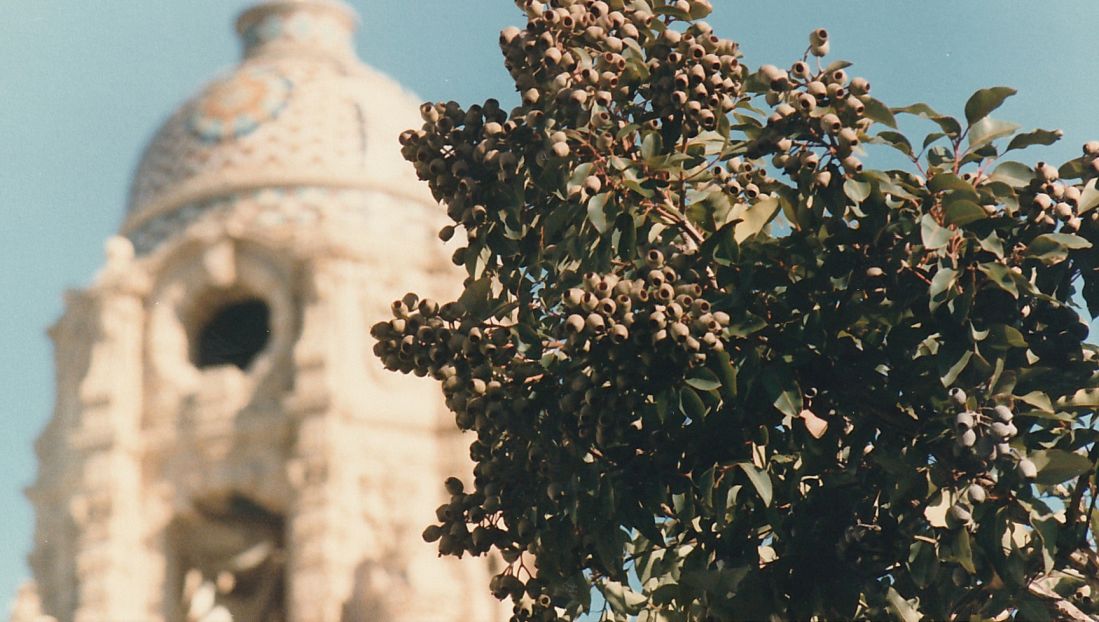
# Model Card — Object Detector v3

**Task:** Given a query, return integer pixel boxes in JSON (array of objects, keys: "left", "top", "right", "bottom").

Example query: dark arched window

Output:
[{"left": 194, "top": 298, "right": 270, "bottom": 370}]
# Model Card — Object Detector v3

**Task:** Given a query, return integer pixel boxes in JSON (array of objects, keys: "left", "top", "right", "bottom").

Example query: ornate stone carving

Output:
[{"left": 20, "top": 2, "right": 506, "bottom": 621}]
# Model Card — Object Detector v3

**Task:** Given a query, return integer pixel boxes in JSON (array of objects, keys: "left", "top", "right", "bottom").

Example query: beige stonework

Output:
[{"left": 17, "top": 2, "right": 506, "bottom": 621}]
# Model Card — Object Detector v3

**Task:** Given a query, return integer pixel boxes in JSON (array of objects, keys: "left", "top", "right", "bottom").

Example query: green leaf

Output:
[
  {"left": 458, "top": 277, "right": 493, "bottom": 318},
  {"left": 929, "top": 266, "right": 957, "bottom": 311},
  {"left": 943, "top": 199, "right": 987, "bottom": 226},
  {"left": 952, "top": 528, "right": 976, "bottom": 574},
  {"left": 978, "top": 231, "right": 1005, "bottom": 258},
  {"left": 862, "top": 97, "right": 897, "bottom": 128},
  {"left": 977, "top": 262, "right": 1019, "bottom": 298},
  {"left": 567, "top": 162, "right": 594, "bottom": 192},
  {"left": 587, "top": 192, "right": 612, "bottom": 234},
  {"left": 772, "top": 385, "right": 802, "bottom": 419},
  {"left": 1029, "top": 449, "right": 1093, "bottom": 485},
  {"left": 928, "top": 173, "right": 977, "bottom": 198},
  {"left": 1077, "top": 179, "right": 1099, "bottom": 214},
  {"left": 843, "top": 178, "right": 871, "bottom": 204},
  {"left": 685, "top": 368, "right": 722, "bottom": 392},
  {"left": 987, "top": 324, "right": 1027, "bottom": 349},
  {"left": 1060, "top": 157, "right": 1089, "bottom": 180},
  {"left": 1026, "top": 233, "right": 1092, "bottom": 264},
  {"left": 907, "top": 540, "right": 938, "bottom": 589},
  {"left": 939, "top": 350, "right": 972, "bottom": 387},
  {"left": 885, "top": 587, "right": 922, "bottom": 622},
  {"left": 920, "top": 214, "right": 952, "bottom": 250},
  {"left": 641, "top": 131, "right": 662, "bottom": 160},
  {"left": 731, "top": 196, "right": 780, "bottom": 241},
  {"left": 967, "top": 117, "right": 1020, "bottom": 151},
  {"left": 1056, "top": 387, "right": 1099, "bottom": 408},
  {"left": 680, "top": 386, "right": 708, "bottom": 421},
  {"left": 709, "top": 351, "right": 738, "bottom": 400},
  {"left": 602, "top": 580, "right": 648, "bottom": 615},
  {"left": 1017, "top": 390, "right": 1053, "bottom": 413},
  {"left": 988, "top": 161, "right": 1034, "bottom": 188},
  {"left": 964, "top": 86, "right": 1017, "bottom": 125},
  {"left": 923, "top": 131, "right": 947, "bottom": 150},
  {"left": 1006, "top": 128, "right": 1062, "bottom": 152},
  {"left": 874, "top": 130, "right": 914, "bottom": 156},
  {"left": 737, "top": 463, "right": 772, "bottom": 507},
  {"left": 894, "top": 102, "right": 962, "bottom": 137}
]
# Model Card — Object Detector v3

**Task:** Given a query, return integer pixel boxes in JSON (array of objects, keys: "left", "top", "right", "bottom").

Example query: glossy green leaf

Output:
[
  {"left": 967, "top": 117, "right": 1020, "bottom": 151},
  {"left": 874, "top": 130, "right": 913, "bottom": 156},
  {"left": 895, "top": 102, "right": 962, "bottom": 136},
  {"left": 709, "top": 351, "right": 738, "bottom": 400},
  {"left": 1006, "top": 128, "right": 1062, "bottom": 152},
  {"left": 929, "top": 267, "right": 958, "bottom": 311},
  {"left": 988, "top": 161, "right": 1034, "bottom": 188},
  {"left": 685, "top": 368, "right": 722, "bottom": 392},
  {"left": 586, "top": 192, "right": 612, "bottom": 234},
  {"left": 1026, "top": 233, "right": 1092, "bottom": 264},
  {"left": 737, "top": 463, "right": 772, "bottom": 507},
  {"left": 978, "top": 262, "right": 1019, "bottom": 298},
  {"left": 978, "top": 231, "right": 1005, "bottom": 258},
  {"left": 680, "top": 386, "right": 708, "bottom": 421},
  {"left": 1016, "top": 390, "right": 1053, "bottom": 413},
  {"left": 1029, "top": 449, "right": 1093, "bottom": 485},
  {"left": 885, "top": 587, "right": 922, "bottom": 622},
  {"left": 731, "top": 196, "right": 780, "bottom": 241},
  {"left": 964, "top": 86, "right": 1017, "bottom": 125},
  {"left": 928, "top": 173, "right": 977, "bottom": 198},
  {"left": 862, "top": 97, "right": 897, "bottom": 128},
  {"left": 920, "top": 214, "right": 952, "bottom": 250},
  {"left": 943, "top": 198, "right": 987, "bottom": 226},
  {"left": 603, "top": 580, "right": 648, "bottom": 615},
  {"left": 923, "top": 131, "right": 947, "bottom": 150},
  {"left": 939, "top": 350, "right": 972, "bottom": 387},
  {"left": 772, "top": 385, "right": 802, "bottom": 419},
  {"left": 952, "top": 528, "right": 976, "bottom": 574},
  {"left": 907, "top": 540, "right": 938, "bottom": 589},
  {"left": 1056, "top": 387, "right": 1099, "bottom": 408},
  {"left": 987, "top": 324, "right": 1027, "bottom": 349},
  {"left": 1077, "top": 178, "right": 1099, "bottom": 214},
  {"left": 843, "top": 178, "right": 871, "bottom": 204}
]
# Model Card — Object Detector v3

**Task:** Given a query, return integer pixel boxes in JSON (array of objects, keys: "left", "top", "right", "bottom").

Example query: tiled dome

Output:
[{"left": 123, "top": 0, "right": 432, "bottom": 239}]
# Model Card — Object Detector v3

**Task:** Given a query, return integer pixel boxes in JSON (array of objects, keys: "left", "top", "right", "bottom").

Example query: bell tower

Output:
[{"left": 20, "top": 2, "right": 504, "bottom": 621}]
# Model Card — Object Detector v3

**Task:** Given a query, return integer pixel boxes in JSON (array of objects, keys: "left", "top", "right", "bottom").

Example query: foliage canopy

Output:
[{"left": 372, "top": 0, "right": 1099, "bottom": 619}]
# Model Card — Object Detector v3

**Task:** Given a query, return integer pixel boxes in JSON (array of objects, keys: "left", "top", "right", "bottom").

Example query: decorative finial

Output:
[{"left": 235, "top": 0, "right": 359, "bottom": 60}]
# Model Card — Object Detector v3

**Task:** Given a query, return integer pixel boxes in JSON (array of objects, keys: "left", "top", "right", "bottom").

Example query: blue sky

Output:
[{"left": 2, "top": 0, "right": 1098, "bottom": 611}]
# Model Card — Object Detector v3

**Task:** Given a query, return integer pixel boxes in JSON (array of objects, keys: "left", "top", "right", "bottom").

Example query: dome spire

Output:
[{"left": 235, "top": 0, "right": 359, "bottom": 61}]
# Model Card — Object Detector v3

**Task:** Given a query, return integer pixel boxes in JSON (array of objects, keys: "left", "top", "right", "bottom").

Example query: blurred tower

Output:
[{"left": 17, "top": 2, "right": 503, "bottom": 621}]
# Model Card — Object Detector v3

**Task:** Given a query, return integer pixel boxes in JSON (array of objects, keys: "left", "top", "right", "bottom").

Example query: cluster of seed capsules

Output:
[
  {"left": 399, "top": 98, "right": 529, "bottom": 250},
  {"left": 944, "top": 387, "right": 1034, "bottom": 531},
  {"left": 751, "top": 29, "right": 876, "bottom": 184},
  {"left": 639, "top": 20, "right": 743, "bottom": 137},
  {"left": 1023, "top": 147, "right": 1099, "bottom": 232},
  {"left": 500, "top": 0, "right": 742, "bottom": 137},
  {"left": 370, "top": 294, "right": 539, "bottom": 436},
  {"left": 553, "top": 249, "right": 731, "bottom": 439},
  {"left": 558, "top": 250, "right": 727, "bottom": 362}
]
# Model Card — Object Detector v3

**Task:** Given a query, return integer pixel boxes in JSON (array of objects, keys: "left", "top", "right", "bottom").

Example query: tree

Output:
[{"left": 371, "top": 0, "right": 1099, "bottom": 619}]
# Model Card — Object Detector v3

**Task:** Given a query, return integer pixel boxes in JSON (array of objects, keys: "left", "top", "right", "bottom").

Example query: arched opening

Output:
[{"left": 193, "top": 298, "right": 271, "bottom": 370}]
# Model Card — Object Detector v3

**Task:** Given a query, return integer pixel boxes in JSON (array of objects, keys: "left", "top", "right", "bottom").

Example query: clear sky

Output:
[{"left": 2, "top": 0, "right": 1098, "bottom": 611}]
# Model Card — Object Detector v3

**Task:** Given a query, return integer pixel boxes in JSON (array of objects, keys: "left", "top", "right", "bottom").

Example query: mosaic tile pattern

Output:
[{"left": 187, "top": 67, "right": 292, "bottom": 142}]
